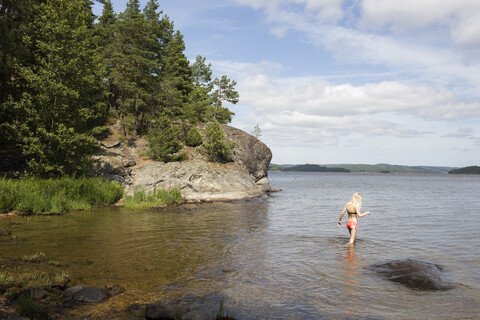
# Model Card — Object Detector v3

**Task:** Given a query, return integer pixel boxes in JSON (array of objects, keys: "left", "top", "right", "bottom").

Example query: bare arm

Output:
[
  {"left": 357, "top": 209, "right": 371, "bottom": 218},
  {"left": 337, "top": 207, "right": 347, "bottom": 226}
]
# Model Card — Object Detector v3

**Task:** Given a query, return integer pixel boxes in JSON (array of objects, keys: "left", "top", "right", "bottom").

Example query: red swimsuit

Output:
[
  {"left": 346, "top": 220, "right": 358, "bottom": 229},
  {"left": 346, "top": 211, "right": 358, "bottom": 229}
]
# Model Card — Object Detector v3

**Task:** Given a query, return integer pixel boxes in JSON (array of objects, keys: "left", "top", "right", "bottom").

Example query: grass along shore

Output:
[
  {"left": 0, "top": 177, "right": 184, "bottom": 215},
  {"left": 124, "top": 187, "right": 183, "bottom": 209}
]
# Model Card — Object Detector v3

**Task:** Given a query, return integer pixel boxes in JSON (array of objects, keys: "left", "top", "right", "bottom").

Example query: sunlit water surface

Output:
[{"left": 1, "top": 172, "right": 479, "bottom": 319}]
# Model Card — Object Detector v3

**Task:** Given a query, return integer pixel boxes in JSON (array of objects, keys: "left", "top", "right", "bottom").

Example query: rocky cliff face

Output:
[{"left": 95, "top": 124, "right": 272, "bottom": 201}]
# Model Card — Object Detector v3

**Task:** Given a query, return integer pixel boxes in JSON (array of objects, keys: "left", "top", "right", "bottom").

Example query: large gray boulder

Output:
[
  {"left": 222, "top": 125, "right": 272, "bottom": 184},
  {"left": 370, "top": 259, "right": 452, "bottom": 291},
  {"left": 130, "top": 159, "right": 269, "bottom": 201}
]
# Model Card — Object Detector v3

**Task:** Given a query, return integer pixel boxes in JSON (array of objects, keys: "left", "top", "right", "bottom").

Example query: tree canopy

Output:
[{"left": 0, "top": 0, "right": 239, "bottom": 176}]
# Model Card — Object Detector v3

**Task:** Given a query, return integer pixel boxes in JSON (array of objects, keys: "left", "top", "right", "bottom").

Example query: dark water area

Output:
[{"left": 1, "top": 172, "right": 479, "bottom": 319}]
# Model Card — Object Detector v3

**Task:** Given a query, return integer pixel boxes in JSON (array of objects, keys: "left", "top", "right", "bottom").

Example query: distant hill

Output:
[
  {"left": 269, "top": 163, "right": 456, "bottom": 174},
  {"left": 282, "top": 164, "right": 349, "bottom": 172},
  {"left": 449, "top": 166, "right": 480, "bottom": 174}
]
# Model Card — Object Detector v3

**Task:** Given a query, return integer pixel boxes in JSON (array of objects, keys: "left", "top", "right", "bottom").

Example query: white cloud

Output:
[
  {"left": 229, "top": 67, "right": 480, "bottom": 120},
  {"left": 360, "top": 0, "right": 480, "bottom": 48}
]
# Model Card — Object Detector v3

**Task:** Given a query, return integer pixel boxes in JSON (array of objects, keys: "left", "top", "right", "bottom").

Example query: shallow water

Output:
[{"left": 1, "top": 172, "right": 479, "bottom": 319}]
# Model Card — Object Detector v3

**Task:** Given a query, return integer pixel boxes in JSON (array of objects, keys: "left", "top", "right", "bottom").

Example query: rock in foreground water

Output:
[
  {"left": 145, "top": 303, "right": 190, "bottom": 320},
  {"left": 370, "top": 259, "right": 452, "bottom": 291},
  {"left": 64, "top": 286, "right": 108, "bottom": 303}
]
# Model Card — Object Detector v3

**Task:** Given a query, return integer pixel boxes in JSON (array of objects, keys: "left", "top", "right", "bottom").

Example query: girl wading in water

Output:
[{"left": 337, "top": 193, "right": 371, "bottom": 245}]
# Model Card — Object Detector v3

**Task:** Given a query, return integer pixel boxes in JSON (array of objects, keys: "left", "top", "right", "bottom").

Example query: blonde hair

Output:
[{"left": 346, "top": 193, "right": 362, "bottom": 213}]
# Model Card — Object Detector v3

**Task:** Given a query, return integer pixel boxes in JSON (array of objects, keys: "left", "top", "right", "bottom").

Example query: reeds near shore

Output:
[
  {"left": 0, "top": 177, "right": 124, "bottom": 214},
  {"left": 124, "top": 188, "right": 183, "bottom": 209}
]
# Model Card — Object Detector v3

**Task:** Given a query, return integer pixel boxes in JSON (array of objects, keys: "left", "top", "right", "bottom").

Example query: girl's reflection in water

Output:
[{"left": 342, "top": 245, "right": 360, "bottom": 317}]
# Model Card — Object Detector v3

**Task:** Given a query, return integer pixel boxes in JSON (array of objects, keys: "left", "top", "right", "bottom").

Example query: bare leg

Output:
[{"left": 348, "top": 227, "right": 357, "bottom": 245}]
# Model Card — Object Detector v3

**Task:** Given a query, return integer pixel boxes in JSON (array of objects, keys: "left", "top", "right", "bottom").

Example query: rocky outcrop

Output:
[
  {"left": 370, "top": 259, "right": 453, "bottom": 291},
  {"left": 94, "top": 123, "right": 272, "bottom": 201},
  {"left": 220, "top": 125, "right": 271, "bottom": 184}
]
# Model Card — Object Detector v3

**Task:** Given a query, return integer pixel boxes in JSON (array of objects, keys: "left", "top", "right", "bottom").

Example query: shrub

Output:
[
  {"left": 147, "top": 113, "right": 184, "bottom": 162},
  {"left": 23, "top": 125, "right": 100, "bottom": 177},
  {"left": 185, "top": 126, "right": 203, "bottom": 147},
  {"left": 203, "top": 121, "right": 235, "bottom": 163}
]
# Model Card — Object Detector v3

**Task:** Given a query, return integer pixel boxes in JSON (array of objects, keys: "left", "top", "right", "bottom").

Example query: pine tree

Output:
[
  {"left": 96, "top": 0, "right": 117, "bottom": 116},
  {"left": 210, "top": 75, "right": 239, "bottom": 124},
  {"left": 98, "top": 0, "right": 116, "bottom": 27},
  {"left": 104, "top": 0, "right": 158, "bottom": 136},
  {"left": 185, "top": 55, "right": 213, "bottom": 122},
  {"left": 0, "top": 0, "right": 35, "bottom": 153},
  {"left": 157, "top": 19, "right": 192, "bottom": 118}
]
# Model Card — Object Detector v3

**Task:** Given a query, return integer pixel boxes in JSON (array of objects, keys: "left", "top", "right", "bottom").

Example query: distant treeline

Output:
[
  {"left": 270, "top": 163, "right": 456, "bottom": 174},
  {"left": 449, "top": 166, "right": 480, "bottom": 174},
  {"left": 270, "top": 164, "right": 349, "bottom": 172}
]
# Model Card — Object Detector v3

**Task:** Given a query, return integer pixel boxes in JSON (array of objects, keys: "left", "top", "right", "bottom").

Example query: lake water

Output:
[{"left": 1, "top": 172, "right": 479, "bottom": 319}]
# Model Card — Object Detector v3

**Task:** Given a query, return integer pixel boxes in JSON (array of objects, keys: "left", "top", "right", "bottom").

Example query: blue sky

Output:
[{"left": 93, "top": 0, "right": 480, "bottom": 167}]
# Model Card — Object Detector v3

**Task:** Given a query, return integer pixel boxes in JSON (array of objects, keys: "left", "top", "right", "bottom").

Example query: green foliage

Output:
[
  {"left": 1, "top": 0, "right": 106, "bottom": 177},
  {"left": 0, "top": 0, "right": 240, "bottom": 177},
  {"left": 23, "top": 125, "right": 101, "bottom": 177},
  {"left": 185, "top": 126, "right": 203, "bottom": 147},
  {"left": 124, "top": 187, "right": 183, "bottom": 209},
  {"left": 147, "top": 113, "right": 184, "bottom": 162},
  {"left": 0, "top": 177, "right": 123, "bottom": 214},
  {"left": 18, "top": 295, "right": 49, "bottom": 319},
  {"left": 103, "top": 0, "right": 159, "bottom": 136},
  {"left": 210, "top": 75, "right": 238, "bottom": 124},
  {"left": 184, "top": 85, "right": 212, "bottom": 123},
  {"left": 184, "top": 55, "right": 213, "bottom": 122},
  {"left": 203, "top": 121, "right": 235, "bottom": 163}
]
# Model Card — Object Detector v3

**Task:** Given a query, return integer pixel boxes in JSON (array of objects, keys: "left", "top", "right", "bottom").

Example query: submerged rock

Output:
[
  {"left": 145, "top": 303, "right": 190, "bottom": 320},
  {"left": 182, "top": 310, "right": 212, "bottom": 320},
  {"left": 21, "top": 288, "right": 47, "bottom": 300},
  {"left": 0, "top": 229, "right": 12, "bottom": 236},
  {"left": 64, "top": 286, "right": 108, "bottom": 303},
  {"left": 370, "top": 259, "right": 452, "bottom": 291}
]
